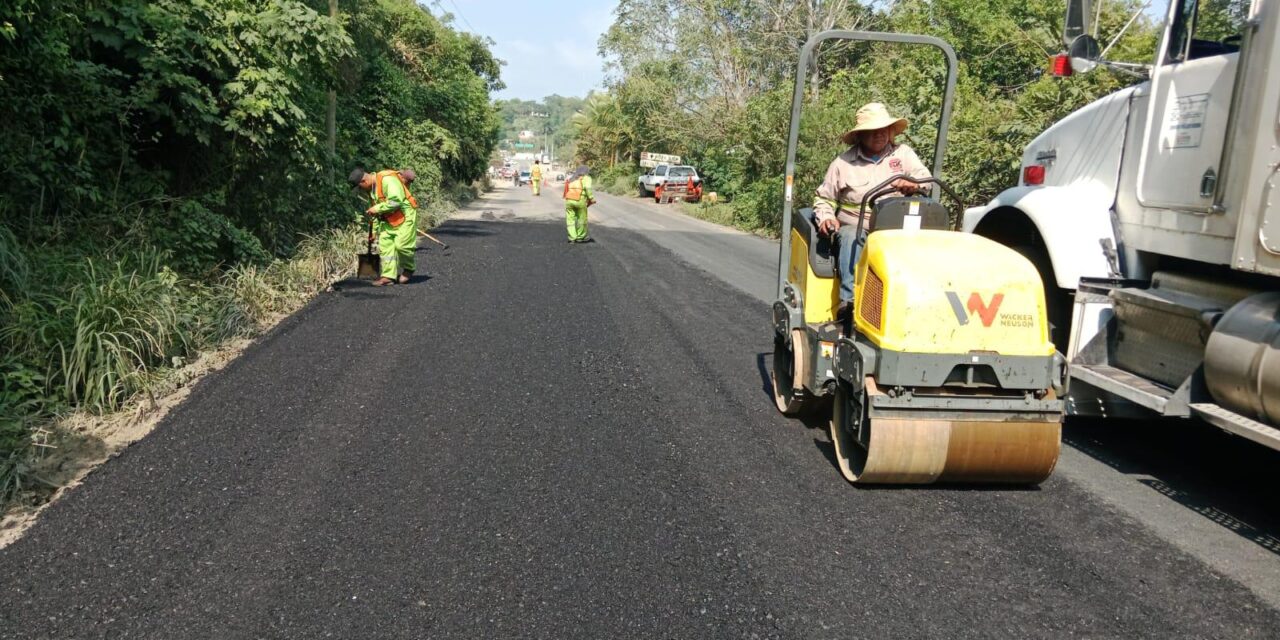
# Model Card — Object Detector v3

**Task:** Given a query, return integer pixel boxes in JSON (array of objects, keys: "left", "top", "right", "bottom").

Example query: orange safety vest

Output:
[
  {"left": 372, "top": 170, "right": 417, "bottom": 227},
  {"left": 564, "top": 177, "right": 584, "bottom": 201}
]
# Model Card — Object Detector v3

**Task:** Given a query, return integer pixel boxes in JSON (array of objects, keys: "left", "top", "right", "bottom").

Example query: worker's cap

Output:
[
  {"left": 348, "top": 168, "right": 367, "bottom": 188},
  {"left": 572, "top": 165, "right": 590, "bottom": 178},
  {"left": 398, "top": 169, "right": 416, "bottom": 184},
  {"left": 840, "top": 102, "right": 909, "bottom": 145}
]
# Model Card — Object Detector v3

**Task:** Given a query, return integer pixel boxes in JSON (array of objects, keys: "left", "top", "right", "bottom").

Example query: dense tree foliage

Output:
[
  {"left": 577, "top": 0, "right": 1161, "bottom": 230},
  {"left": 0, "top": 0, "right": 502, "bottom": 498},
  {"left": 0, "top": 0, "right": 499, "bottom": 264}
]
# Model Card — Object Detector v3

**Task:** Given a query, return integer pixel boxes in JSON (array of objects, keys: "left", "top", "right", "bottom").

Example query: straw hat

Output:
[{"left": 840, "top": 102, "right": 909, "bottom": 145}]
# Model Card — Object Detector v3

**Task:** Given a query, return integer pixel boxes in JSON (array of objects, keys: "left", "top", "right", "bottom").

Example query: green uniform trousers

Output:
[
  {"left": 378, "top": 208, "right": 417, "bottom": 278},
  {"left": 565, "top": 200, "right": 589, "bottom": 241},
  {"left": 531, "top": 175, "right": 541, "bottom": 195}
]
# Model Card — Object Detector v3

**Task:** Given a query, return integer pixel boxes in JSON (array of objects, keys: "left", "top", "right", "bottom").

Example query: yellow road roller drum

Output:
[
  {"left": 830, "top": 230, "right": 1063, "bottom": 484},
  {"left": 775, "top": 220, "right": 1065, "bottom": 485},
  {"left": 772, "top": 212, "right": 1064, "bottom": 485},
  {"left": 770, "top": 29, "right": 1063, "bottom": 486}
]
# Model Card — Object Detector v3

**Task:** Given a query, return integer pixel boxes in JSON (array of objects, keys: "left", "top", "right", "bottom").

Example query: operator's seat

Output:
[{"left": 792, "top": 207, "right": 836, "bottom": 277}]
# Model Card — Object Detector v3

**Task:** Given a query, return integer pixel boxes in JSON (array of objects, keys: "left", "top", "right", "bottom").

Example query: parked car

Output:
[
  {"left": 517, "top": 170, "right": 531, "bottom": 186},
  {"left": 638, "top": 164, "right": 702, "bottom": 202}
]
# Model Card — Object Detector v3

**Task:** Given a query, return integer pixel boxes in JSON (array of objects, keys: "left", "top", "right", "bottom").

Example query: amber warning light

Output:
[{"left": 1051, "top": 54, "right": 1073, "bottom": 77}]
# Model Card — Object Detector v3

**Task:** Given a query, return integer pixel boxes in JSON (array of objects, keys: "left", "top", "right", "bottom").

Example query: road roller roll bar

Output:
[{"left": 776, "top": 31, "right": 959, "bottom": 300}]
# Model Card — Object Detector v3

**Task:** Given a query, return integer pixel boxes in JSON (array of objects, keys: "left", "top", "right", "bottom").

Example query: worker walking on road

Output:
[
  {"left": 530, "top": 160, "right": 543, "bottom": 196},
  {"left": 563, "top": 165, "right": 595, "bottom": 243},
  {"left": 813, "top": 103, "right": 930, "bottom": 318},
  {"left": 350, "top": 167, "right": 419, "bottom": 286}
]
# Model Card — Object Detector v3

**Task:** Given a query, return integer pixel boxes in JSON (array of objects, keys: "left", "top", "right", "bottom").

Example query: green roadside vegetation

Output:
[
  {"left": 570, "top": 0, "right": 1168, "bottom": 236},
  {"left": 0, "top": 0, "right": 502, "bottom": 505},
  {"left": 495, "top": 96, "right": 584, "bottom": 163}
]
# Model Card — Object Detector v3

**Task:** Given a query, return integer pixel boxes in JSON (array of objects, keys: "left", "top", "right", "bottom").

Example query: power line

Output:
[{"left": 444, "top": 0, "right": 478, "bottom": 33}]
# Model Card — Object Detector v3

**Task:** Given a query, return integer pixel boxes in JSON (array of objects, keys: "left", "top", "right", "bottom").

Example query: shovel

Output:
[{"left": 357, "top": 220, "right": 381, "bottom": 278}]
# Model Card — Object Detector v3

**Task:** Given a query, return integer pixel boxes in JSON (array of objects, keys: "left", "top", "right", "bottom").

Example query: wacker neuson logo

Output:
[{"left": 946, "top": 291, "right": 1004, "bottom": 327}]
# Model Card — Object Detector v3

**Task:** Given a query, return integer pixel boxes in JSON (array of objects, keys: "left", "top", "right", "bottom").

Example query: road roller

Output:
[{"left": 770, "top": 30, "right": 1065, "bottom": 484}]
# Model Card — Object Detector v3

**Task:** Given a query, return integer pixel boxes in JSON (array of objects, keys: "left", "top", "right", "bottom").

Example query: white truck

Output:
[
  {"left": 963, "top": 0, "right": 1280, "bottom": 450},
  {"left": 637, "top": 164, "right": 703, "bottom": 201}
]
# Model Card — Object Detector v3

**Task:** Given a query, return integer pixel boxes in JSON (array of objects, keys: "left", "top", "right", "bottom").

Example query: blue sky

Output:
[{"left": 426, "top": 0, "right": 617, "bottom": 101}]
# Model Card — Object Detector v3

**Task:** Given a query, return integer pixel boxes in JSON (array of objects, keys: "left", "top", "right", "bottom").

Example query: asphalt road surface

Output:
[{"left": 2, "top": 183, "right": 1279, "bottom": 638}]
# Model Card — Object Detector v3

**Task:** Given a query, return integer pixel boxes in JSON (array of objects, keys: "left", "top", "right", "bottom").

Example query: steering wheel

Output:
[{"left": 854, "top": 174, "right": 962, "bottom": 238}]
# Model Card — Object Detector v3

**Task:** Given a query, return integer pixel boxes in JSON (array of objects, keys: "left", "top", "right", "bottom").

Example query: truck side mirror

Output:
[
  {"left": 1065, "top": 0, "right": 1092, "bottom": 46},
  {"left": 1069, "top": 34, "right": 1101, "bottom": 73}
]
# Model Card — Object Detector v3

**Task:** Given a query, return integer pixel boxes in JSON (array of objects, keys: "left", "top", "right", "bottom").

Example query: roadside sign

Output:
[
  {"left": 640, "top": 152, "right": 682, "bottom": 168},
  {"left": 513, "top": 143, "right": 535, "bottom": 149}
]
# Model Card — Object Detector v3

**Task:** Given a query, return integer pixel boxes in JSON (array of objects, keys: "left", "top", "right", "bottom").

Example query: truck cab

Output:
[{"left": 964, "top": 0, "right": 1280, "bottom": 450}]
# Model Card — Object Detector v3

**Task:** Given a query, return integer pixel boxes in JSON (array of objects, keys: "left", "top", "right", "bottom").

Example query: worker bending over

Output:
[
  {"left": 563, "top": 165, "right": 595, "bottom": 243},
  {"left": 350, "top": 167, "right": 419, "bottom": 286},
  {"left": 531, "top": 160, "right": 543, "bottom": 196},
  {"left": 813, "top": 103, "right": 930, "bottom": 318}
]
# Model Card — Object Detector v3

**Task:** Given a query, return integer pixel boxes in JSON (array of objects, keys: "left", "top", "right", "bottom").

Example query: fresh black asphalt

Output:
[{"left": 2, "top": 218, "right": 1279, "bottom": 638}]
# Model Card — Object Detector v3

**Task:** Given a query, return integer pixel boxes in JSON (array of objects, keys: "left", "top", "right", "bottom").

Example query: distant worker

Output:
[
  {"left": 530, "top": 160, "right": 543, "bottom": 196},
  {"left": 562, "top": 165, "right": 595, "bottom": 243},
  {"left": 813, "top": 102, "right": 930, "bottom": 317},
  {"left": 350, "top": 167, "right": 419, "bottom": 286}
]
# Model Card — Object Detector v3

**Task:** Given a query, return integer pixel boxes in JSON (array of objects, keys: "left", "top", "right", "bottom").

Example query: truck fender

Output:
[{"left": 962, "top": 185, "right": 1116, "bottom": 290}]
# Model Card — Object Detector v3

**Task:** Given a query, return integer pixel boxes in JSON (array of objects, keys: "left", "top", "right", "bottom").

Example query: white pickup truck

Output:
[{"left": 637, "top": 164, "right": 702, "bottom": 201}]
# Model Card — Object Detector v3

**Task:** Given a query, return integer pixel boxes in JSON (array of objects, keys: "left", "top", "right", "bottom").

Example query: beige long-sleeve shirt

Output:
[{"left": 813, "top": 143, "right": 931, "bottom": 226}]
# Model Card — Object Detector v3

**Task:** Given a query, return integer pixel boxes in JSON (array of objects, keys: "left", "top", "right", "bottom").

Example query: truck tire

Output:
[{"left": 1011, "top": 244, "right": 1070, "bottom": 353}]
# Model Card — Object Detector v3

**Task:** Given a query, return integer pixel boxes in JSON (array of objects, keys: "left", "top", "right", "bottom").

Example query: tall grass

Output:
[
  {"left": 0, "top": 226, "right": 28, "bottom": 307},
  {"left": 0, "top": 226, "right": 360, "bottom": 500},
  {"left": 61, "top": 254, "right": 184, "bottom": 411}
]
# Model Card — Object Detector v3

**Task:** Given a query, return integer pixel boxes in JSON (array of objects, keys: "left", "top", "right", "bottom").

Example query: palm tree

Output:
[{"left": 572, "top": 93, "right": 634, "bottom": 167}]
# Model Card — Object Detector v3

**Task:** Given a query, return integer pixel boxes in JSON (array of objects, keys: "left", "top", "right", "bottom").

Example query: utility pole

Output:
[
  {"left": 809, "top": 0, "right": 820, "bottom": 102},
  {"left": 326, "top": 0, "right": 338, "bottom": 174}
]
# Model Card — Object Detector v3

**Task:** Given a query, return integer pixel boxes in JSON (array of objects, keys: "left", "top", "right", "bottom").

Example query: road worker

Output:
[
  {"left": 350, "top": 167, "right": 419, "bottom": 286},
  {"left": 562, "top": 165, "right": 595, "bottom": 243},
  {"left": 813, "top": 102, "right": 931, "bottom": 318},
  {"left": 530, "top": 160, "right": 543, "bottom": 196}
]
